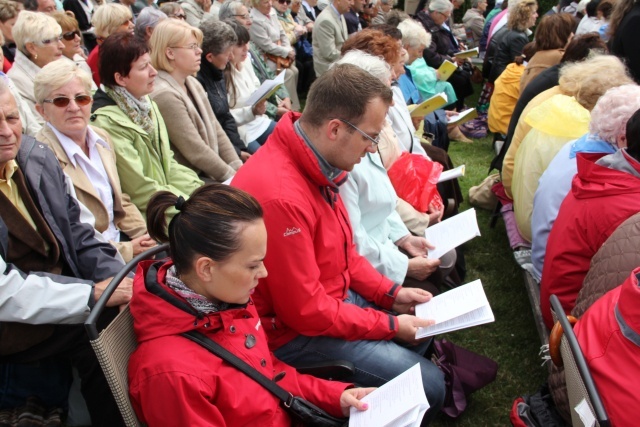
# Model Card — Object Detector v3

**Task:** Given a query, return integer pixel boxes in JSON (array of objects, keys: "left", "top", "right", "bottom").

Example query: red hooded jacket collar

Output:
[
  {"left": 572, "top": 152, "right": 640, "bottom": 200},
  {"left": 271, "top": 112, "right": 349, "bottom": 192}
]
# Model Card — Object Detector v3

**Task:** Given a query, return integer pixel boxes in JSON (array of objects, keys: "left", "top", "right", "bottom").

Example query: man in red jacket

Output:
[{"left": 233, "top": 64, "right": 445, "bottom": 424}]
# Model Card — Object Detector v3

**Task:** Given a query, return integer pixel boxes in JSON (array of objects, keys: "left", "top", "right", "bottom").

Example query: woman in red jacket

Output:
[{"left": 128, "top": 184, "right": 373, "bottom": 426}]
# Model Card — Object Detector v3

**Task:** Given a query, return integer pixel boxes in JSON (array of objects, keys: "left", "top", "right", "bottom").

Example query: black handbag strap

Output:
[{"left": 181, "top": 330, "right": 294, "bottom": 406}]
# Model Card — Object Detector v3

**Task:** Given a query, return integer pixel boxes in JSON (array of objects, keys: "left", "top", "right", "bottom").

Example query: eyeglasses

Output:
[
  {"left": 39, "top": 34, "right": 63, "bottom": 45},
  {"left": 437, "top": 11, "right": 451, "bottom": 19},
  {"left": 62, "top": 30, "right": 81, "bottom": 41},
  {"left": 277, "top": 0, "right": 292, "bottom": 4},
  {"left": 170, "top": 43, "right": 202, "bottom": 52},
  {"left": 170, "top": 13, "right": 187, "bottom": 19},
  {"left": 335, "top": 118, "right": 380, "bottom": 145},
  {"left": 233, "top": 13, "right": 251, "bottom": 19},
  {"left": 121, "top": 18, "right": 133, "bottom": 26},
  {"left": 43, "top": 94, "right": 93, "bottom": 108}
]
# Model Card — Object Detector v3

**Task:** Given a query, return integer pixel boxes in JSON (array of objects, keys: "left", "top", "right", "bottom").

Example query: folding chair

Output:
[
  {"left": 84, "top": 244, "right": 169, "bottom": 427},
  {"left": 549, "top": 295, "right": 610, "bottom": 427}
]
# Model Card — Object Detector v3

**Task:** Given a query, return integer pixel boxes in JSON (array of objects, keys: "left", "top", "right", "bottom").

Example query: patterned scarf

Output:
[
  {"left": 104, "top": 85, "right": 156, "bottom": 138},
  {"left": 165, "top": 266, "right": 228, "bottom": 314}
]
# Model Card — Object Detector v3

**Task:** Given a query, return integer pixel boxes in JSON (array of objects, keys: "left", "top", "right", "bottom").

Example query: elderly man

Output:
[
  {"left": 312, "top": 0, "right": 349, "bottom": 76},
  {"left": 0, "top": 78, "right": 130, "bottom": 426},
  {"left": 233, "top": 64, "right": 445, "bottom": 425}
]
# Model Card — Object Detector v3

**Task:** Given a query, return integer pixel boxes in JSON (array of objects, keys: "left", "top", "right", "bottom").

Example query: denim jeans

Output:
[
  {"left": 247, "top": 120, "right": 277, "bottom": 154},
  {"left": 274, "top": 290, "right": 445, "bottom": 425}
]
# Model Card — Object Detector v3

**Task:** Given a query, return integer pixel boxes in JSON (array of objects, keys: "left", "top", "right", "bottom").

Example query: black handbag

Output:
[{"left": 182, "top": 330, "right": 348, "bottom": 427}]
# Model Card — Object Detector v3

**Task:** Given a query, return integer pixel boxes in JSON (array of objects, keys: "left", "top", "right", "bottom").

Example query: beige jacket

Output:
[
  {"left": 312, "top": 5, "right": 348, "bottom": 76},
  {"left": 37, "top": 124, "right": 147, "bottom": 262},
  {"left": 151, "top": 71, "right": 242, "bottom": 182}
]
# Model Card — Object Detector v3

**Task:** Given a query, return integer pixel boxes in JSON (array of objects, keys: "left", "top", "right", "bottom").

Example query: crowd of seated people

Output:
[{"left": 3, "top": 0, "right": 640, "bottom": 425}]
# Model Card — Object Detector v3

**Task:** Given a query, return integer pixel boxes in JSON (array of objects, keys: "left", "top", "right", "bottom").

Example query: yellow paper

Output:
[
  {"left": 437, "top": 60, "right": 457, "bottom": 81},
  {"left": 407, "top": 92, "right": 448, "bottom": 117},
  {"left": 454, "top": 47, "right": 479, "bottom": 60}
]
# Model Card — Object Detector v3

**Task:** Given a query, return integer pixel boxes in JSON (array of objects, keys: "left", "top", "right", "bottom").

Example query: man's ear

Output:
[
  {"left": 326, "top": 119, "right": 341, "bottom": 141},
  {"left": 204, "top": 52, "right": 215, "bottom": 64}
]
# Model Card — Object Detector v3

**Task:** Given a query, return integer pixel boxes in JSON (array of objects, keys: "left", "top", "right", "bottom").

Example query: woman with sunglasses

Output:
[
  {"left": 7, "top": 11, "right": 64, "bottom": 125},
  {"left": 150, "top": 19, "right": 242, "bottom": 182},
  {"left": 87, "top": 3, "right": 135, "bottom": 87},
  {"left": 50, "top": 11, "right": 97, "bottom": 89},
  {"left": 90, "top": 32, "right": 203, "bottom": 219},
  {"left": 34, "top": 60, "right": 156, "bottom": 262}
]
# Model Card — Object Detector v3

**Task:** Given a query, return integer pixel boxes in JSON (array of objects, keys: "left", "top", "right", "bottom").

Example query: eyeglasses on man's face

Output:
[
  {"left": 335, "top": 118, "right": 380, "bottom": 145},
  {"left": 170, "top": 13, "right": 187, "bottom": 19},
  {"left": 233, "top": 13, "right": 251, "bottom": 19},
  {"left": 277, "top": 0, "right": 292, "bottom": 5}
]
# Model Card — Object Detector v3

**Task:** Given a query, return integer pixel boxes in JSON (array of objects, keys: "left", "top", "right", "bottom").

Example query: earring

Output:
[{"left": 34, "top": 53, "right": 38, "bottom": 60}]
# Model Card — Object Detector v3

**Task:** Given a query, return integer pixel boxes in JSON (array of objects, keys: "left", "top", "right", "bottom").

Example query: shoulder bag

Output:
[{"left": 181, "top": 330, "right": 348, "bottom": 427}]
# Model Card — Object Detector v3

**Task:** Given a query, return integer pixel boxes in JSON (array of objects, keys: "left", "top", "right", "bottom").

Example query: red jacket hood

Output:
[
  {"left": 265, "top": 112, "right": 349, "bottom": 191},
  {"left": 572, "top": 152, "right": 640, "bottom": 200},
  {"left": 130, "top": 260, "right": 249, "bottom": 343}
]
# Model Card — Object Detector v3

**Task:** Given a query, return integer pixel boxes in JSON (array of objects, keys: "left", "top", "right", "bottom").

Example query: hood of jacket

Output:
[
  {"left": 130, "top": 260, "right": 248, "bottom": 343},
  {"left": 498, "top": 62, "right": 525, "bottom": 84},
  {"left": 269, "top": 112, "right": 348, "bottom": 195},
  {"left": 524, "top": 94, "right": 590, "bottom": 139},
  {"left": 91, "top": 88, "right": 117, "bottom": 112},
  {"left": 572, "top": 152, "right": 640, "bottom": 201}
]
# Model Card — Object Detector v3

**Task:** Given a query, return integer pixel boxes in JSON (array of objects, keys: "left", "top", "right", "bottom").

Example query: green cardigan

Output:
[{"left": 90, "top": 95, "right": 203, "bottom": 218}]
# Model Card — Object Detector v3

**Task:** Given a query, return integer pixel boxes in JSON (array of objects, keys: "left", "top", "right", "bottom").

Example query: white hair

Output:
[
  {"left": 590, "top": 84, "right": 640, "bottom": 146},
  {"left": 334, "top": 50, "right": 392, "bottom": 84},
  {"left": 428, "top": 0, "right": 453, "bottom": 13},
  {"left": 398, "top": 18, "right": 431, "bottom": 48}
]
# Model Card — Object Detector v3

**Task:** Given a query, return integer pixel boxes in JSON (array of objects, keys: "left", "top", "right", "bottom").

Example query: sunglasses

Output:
[
  {"left": 62, "top": 30, "right": 81, "bottom": 41},
  {"left": 277, "top": 0, "right": 292, "bottom": 5},
  {"left": 43, "top": 94, "right": 93, "bottom": 108}
]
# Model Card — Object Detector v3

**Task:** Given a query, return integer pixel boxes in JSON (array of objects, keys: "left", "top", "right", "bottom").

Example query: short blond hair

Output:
[
  {"left": 92, "top": 3, "right": 132, "bottom": 39},
  {"left": 559, "top": 55, "right": 634, "bottom": 111},
  {"left": 150, "top": 19, "right": 203, "bottom": 73},
  {"left": 34, "top": 59, "right": 93, "bottom": 105},
  {"left": 12, "top": 11, "right": 61, "bottom": 55},
  {"left": 0, "top": 0, "right": 22, "bottom": 23}
]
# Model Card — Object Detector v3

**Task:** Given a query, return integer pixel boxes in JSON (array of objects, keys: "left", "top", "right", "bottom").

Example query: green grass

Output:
[{"left": 430, "top": 135, "right": 547, "bottom": 426}]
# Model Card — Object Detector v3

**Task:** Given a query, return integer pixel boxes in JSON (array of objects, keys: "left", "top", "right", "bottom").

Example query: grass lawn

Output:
[{"left": 430, "top": 135, "right": 547, "bottom": 426}]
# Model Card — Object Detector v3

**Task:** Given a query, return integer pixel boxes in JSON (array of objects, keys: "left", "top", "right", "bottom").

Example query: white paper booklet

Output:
[
  {"left": 415, "top": 279, "right": 495, "bottom": 338},
  {"left": 349, "top": 363, "right": 429, "bottom": 427},
  {"left": 437, "top": 165, "right": 465, "bottom": 183},
  {"left": 245, "top": 70, "right": 286, "bottom": 106},
  {"left": 425, "top": 208, "right": 480, "bottom": 259}
]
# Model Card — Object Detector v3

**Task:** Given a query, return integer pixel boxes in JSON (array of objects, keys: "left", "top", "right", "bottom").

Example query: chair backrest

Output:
[
  {"left": 550, "top": 295, "right": 610, "bottom": 427},
  {"left": 85, "top": 244, "right": 169, "bottom": 427}
]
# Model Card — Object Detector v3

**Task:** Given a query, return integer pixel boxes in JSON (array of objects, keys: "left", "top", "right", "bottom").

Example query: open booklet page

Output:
[
  {"left": 349, "top": 363, "right": 429, "bottom": 427},
  {"left": 425, "top": 208, "right": 480, "bottom": 260},
  {"left": 447, "top": 108, "right": 478, "bottom": 126},
  {"left": 407, "top": 92, "right": 448, "bottom": 117},
  {"left": 245, "top": 70, "right": 286, "bottom": 106},
  {"left": 415, "top": 279, "right": 495, "bottom": 338}
]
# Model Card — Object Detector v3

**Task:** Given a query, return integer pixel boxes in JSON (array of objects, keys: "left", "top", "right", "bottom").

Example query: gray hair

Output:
[
  {"left": 428, "top": 0, "right": 453, "bottom": 13},
  {"left": 471, "top": 0, "right": 484, "bottom": 7},
  {"left": 200, "top": 16, "right": 238, "bottom": 56},
  {"left": 398, "top": 18, "right": 431, "bottom": 48},
  {"left": 219, "top": 0, "right": 245, "bottom": 20},
  {"left": 12, "top": 10, "right": 62, "bottom": 55},
  {"left": 135, "top": 7, "right": 167, "bottom": 37},
  {"left": 334, "top": 50, "right": 392, "bottom": 84}
]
